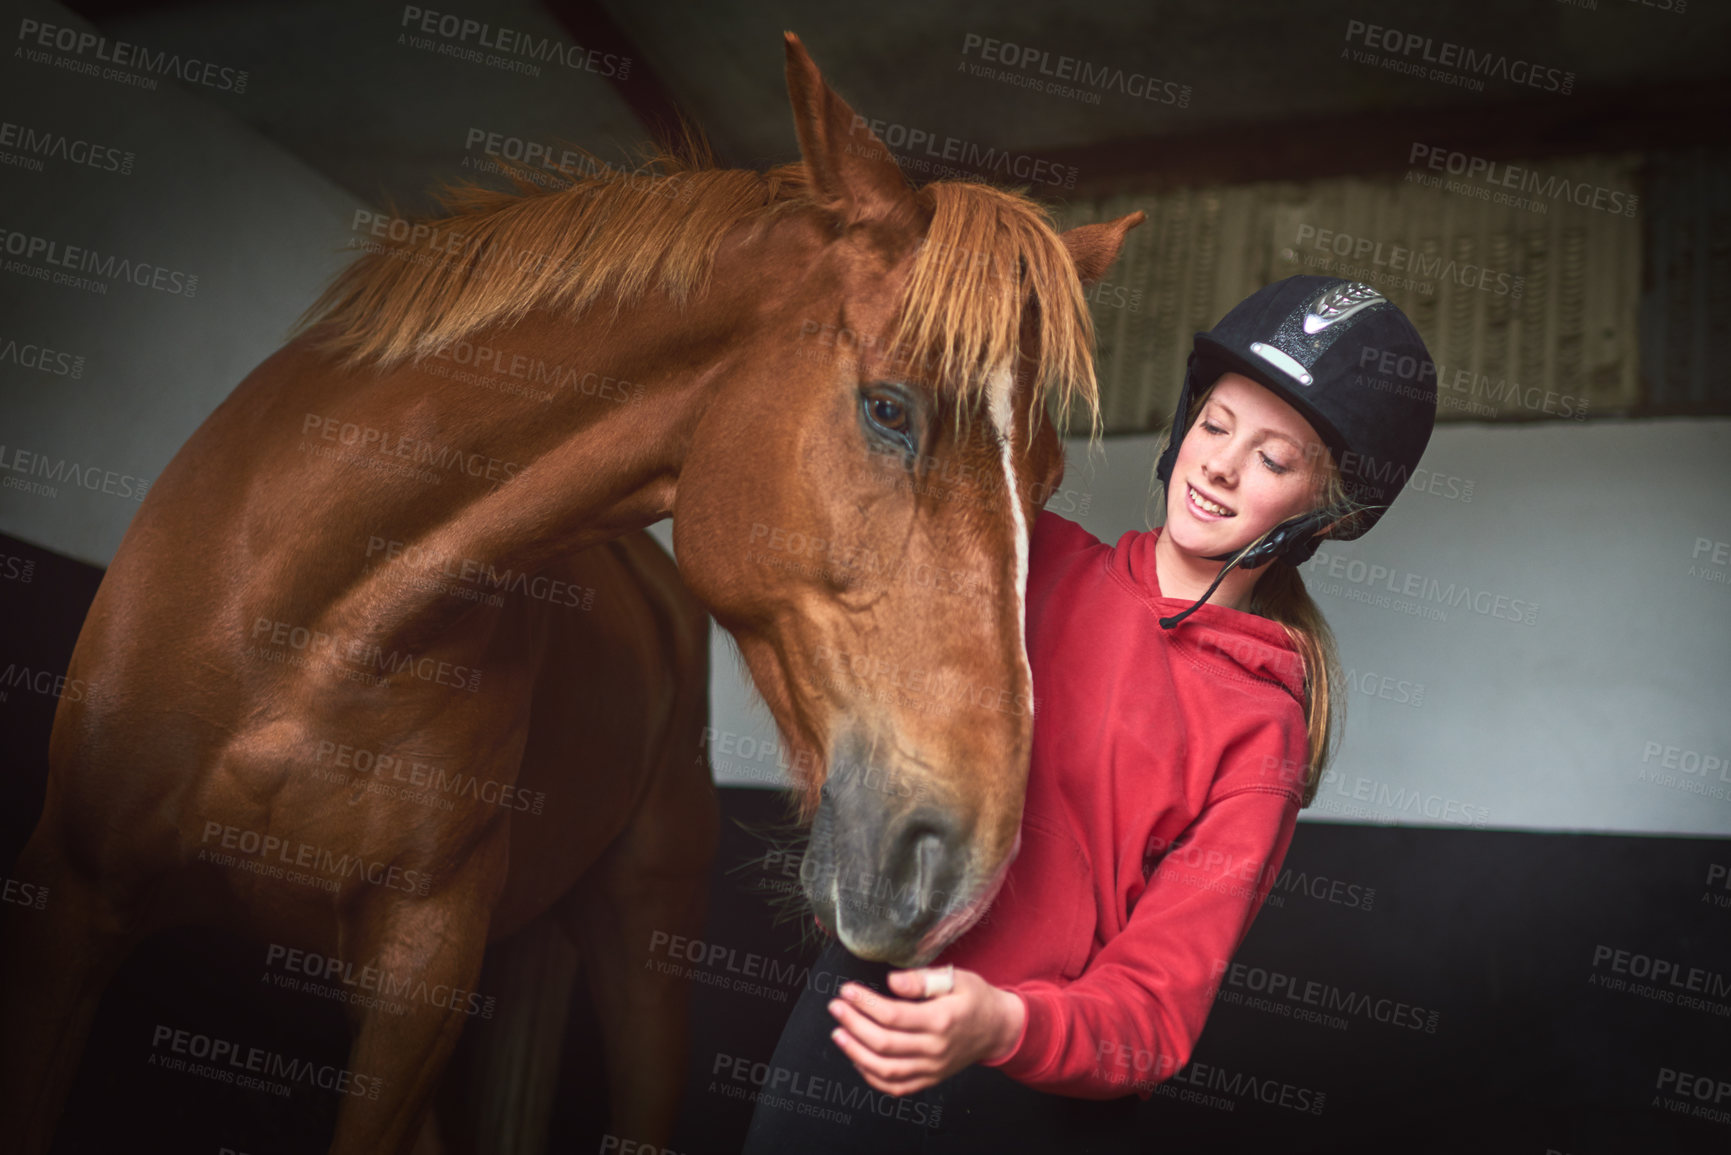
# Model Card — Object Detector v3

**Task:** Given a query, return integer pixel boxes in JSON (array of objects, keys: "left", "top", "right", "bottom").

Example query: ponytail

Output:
[
  {"left": 1249, "top": 558, "right": 1340, "bottom": 808},
  {"left": 1254, "top": 455, "right": 1364, "bottom": 807}
]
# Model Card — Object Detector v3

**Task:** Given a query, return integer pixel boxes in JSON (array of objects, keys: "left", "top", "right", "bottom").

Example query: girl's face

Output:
[{"left": 1163, "top": 372, "right": 1330, "bottom": 561}]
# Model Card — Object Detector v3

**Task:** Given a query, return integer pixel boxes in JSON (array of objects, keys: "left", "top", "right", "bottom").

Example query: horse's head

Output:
[{"left": 673, "top": 34, "right": 1141, "bottom": 965}]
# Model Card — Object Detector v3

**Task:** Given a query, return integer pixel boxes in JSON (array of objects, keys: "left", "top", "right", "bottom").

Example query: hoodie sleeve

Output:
[{"left": 979, "top": 764, "right": 1303, "bottom": 1099}]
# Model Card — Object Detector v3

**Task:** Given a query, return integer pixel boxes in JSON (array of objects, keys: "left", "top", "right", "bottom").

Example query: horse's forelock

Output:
[{"left": 887, "top": 182, "right": 1102, "bottom": 447}]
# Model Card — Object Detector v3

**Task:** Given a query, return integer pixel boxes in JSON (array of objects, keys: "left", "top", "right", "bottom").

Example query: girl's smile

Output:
[
  {"left": 1185, "top": 482, "right": 1235, "bottom": 520},
  {"left": 1156, "top": 371, "right": 1331, "bottom": 609}
]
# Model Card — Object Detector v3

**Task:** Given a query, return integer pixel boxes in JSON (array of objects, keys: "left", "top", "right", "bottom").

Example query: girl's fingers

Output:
[
  {"left": 832, "top": 1026, "right": 935, "bottom": 1082},
  {"left": 829, "top": 997, "right": 937, "bottom": 1058},
  {"left": 837, "top": 981, "right": 912, "bottom": 1029}
]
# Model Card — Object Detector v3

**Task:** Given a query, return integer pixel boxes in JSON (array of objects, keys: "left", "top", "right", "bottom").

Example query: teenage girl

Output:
[{"left": 742, "top": 275, "right": 1438, "bottom": 1153}]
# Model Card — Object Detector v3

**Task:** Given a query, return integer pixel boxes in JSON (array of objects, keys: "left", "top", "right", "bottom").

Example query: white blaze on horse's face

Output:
[{"left": 987, "top": 363, "right": 1035, "bottom": 727}]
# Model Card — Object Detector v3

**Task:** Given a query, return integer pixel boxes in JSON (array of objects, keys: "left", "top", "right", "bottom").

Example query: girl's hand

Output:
[{"left": 826, "top": 966, "right": 1026, "bottom": 1097}]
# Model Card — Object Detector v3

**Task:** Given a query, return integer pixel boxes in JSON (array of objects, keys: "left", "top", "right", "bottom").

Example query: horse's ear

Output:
[
  {"left": 783, "top": 32, "right": 917, "bottom": 227},
  {"left": 1060, "top": 212, "right": 1146, "bottom": 286}
]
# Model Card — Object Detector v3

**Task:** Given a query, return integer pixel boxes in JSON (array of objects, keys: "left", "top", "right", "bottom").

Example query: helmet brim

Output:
[{"left": 1189, "top": 332, "right": 1351, "bottom": 475}]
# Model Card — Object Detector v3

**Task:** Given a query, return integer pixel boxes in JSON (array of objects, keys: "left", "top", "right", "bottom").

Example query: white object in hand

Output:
[{"left": 923, "top": 965, "right": 956, "bottom": 998}]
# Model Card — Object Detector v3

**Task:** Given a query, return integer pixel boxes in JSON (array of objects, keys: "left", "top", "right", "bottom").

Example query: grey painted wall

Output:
[
  {"left": 0, "top": 8, "right": 361, "bottom": 564},
  {"left": 675, "top": 420, "right": 1731, "bottom": 838}
]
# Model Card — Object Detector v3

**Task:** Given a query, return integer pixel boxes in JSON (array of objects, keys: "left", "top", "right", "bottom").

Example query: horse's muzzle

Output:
[{"left": 801, "top": 731, "right": 975, "bottom": 966}]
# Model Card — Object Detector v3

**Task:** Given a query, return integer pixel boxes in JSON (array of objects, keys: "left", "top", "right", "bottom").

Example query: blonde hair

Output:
[{"left": 1155, "top": 382, "right": 1370, "bottom": 808}]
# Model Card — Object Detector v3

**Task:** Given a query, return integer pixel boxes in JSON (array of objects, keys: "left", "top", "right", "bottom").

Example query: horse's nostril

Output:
[
  {"left": 914, "top": 830, "right": 943, "bottom": 883},
  {"left": 886, "top": 827, "right": 951, "bottom": 931}
]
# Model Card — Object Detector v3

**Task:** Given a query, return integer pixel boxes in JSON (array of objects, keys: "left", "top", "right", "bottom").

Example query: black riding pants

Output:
[{"left": 739, "top": 936, "right": 1142, "bottom": 1154}]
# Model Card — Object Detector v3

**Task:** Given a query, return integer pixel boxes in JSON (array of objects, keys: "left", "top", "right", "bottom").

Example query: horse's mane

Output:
[{"left": 299, "top": 143, "right": 1101, "bottom": 438}]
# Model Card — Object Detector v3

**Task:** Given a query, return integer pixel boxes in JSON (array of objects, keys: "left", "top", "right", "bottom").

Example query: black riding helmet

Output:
[{"left": 1154, "top": 275, "right": 1438, "bottom": 628}]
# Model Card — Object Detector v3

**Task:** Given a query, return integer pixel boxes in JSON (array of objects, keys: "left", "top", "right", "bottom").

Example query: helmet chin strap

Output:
[{"left": 1157, "top": 508, "right": 1341, "bottom": 631}]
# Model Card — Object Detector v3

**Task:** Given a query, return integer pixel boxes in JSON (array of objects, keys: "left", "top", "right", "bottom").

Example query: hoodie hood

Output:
[{"left": 1109, "top": 525, "right": 1307, "bottom": 703}]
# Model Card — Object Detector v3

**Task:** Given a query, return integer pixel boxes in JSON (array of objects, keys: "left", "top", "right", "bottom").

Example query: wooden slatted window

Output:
[{"left": 1056, "top": 152, "right": 1650, "bottom": 434}]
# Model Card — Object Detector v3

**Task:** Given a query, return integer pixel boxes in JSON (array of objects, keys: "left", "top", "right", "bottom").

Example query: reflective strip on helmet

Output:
[{"left": 1248, "top": 341, "right": 1314, "bottom": 387}]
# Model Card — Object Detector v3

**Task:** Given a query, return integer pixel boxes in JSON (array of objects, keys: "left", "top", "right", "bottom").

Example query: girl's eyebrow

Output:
[{"left": 1206, "top": 399, "right": 1303, "bottom": 449}]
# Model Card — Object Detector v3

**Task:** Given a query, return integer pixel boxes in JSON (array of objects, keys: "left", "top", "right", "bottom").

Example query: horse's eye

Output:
[
  {"left": 861, "top": 387, "right": 917, "bottom": 456},
  {"left": 869, "top": 396, "right": 907, "bottom": 433}
]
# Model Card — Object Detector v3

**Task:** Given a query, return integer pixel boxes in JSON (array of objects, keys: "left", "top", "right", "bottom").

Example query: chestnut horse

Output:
[{"left": 0, "top": 33, "right": 1140, "bottom": 1155}]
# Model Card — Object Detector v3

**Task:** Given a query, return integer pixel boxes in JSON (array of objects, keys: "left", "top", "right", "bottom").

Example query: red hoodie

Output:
[{"left": 929, "top": 509, "right": 1310, "bottom": 1100}]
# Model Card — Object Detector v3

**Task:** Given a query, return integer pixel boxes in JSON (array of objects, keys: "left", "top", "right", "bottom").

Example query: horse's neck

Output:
[{"left": 322, "top": 290, "right": 729, "bottom": 652}]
